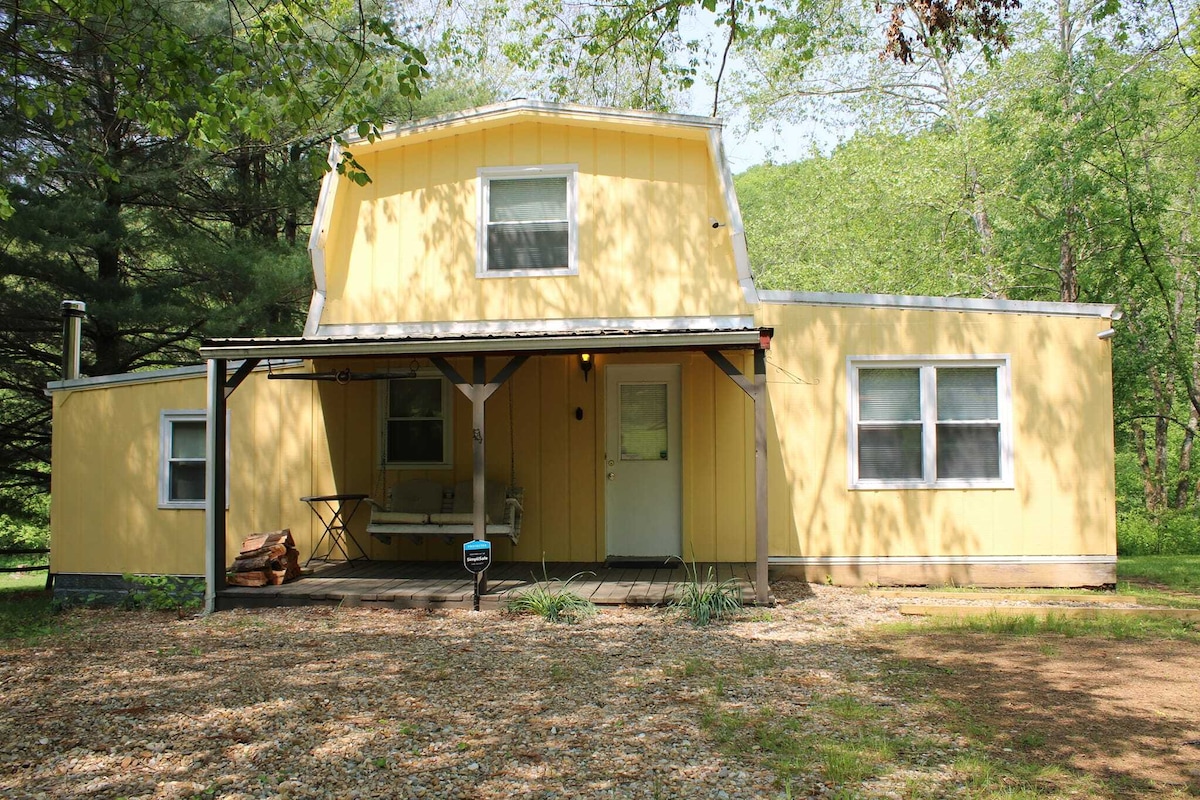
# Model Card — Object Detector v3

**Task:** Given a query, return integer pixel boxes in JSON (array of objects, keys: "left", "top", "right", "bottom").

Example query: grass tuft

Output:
[
  {"left": 670, "top": 559, "right": 743, "bottom": 625},
  {"left": 506, "top": 563, "right": 597, "bottom": 623}
]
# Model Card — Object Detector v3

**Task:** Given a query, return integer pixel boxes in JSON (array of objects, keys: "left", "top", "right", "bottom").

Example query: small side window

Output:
[{"left": 159, "top": 411, "right": 226, "bottom": 509}]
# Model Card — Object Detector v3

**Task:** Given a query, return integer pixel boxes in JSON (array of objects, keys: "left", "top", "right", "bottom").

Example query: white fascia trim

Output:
[
  {"left": 46, "top": 359, "right": 304, "bottom": 394},
  {"left": 707, "top": 128, "right": 759, "bottom": 306},
  {"left": 304, "top": 142, "right": 342, "bottom": 337},
  {"left": 769, "top": 555, "right": 1117, "bottom": 566},
  {"left": 315, "top": 316, "right": 756, "bottom": 338},
  {"left": 349, "top": 100, "right": 723, "bottom": 146},
  {"left": 760, "top": 290, "right": 1117, "bottom": 319}
]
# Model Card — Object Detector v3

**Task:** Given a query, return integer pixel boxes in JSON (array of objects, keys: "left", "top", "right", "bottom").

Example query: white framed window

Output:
[
  {"left": 381, "top": 372, "right": 454, "bottom": 468},
  {"left": 848, "top": 356, "right": 1012, "bottom": 489},
  {"left": 477, "top": 164, "right": 578, "bottom": 277},
  {"left": 159, "top": 411, "right": 229, "bottom": 509}
]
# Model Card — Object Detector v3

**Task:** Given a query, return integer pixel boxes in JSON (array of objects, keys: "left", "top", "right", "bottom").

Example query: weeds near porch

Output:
[
  {"left": 670, "top": 559, "right": 743, "bottom": 625},
  {"left": 506, "top": 563, "right": 596, "bottom": 623}
]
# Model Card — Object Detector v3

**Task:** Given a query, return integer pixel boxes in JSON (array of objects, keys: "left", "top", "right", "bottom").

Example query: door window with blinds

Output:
[
  {"left": 478, "top": 165, "right": 577, "bottom": 276},
  {"left": 619, "top": 383, "right": 670, "bottom": 461},
  {"left": 849, "top": 357, "right": 1011, "bottom": 488}
]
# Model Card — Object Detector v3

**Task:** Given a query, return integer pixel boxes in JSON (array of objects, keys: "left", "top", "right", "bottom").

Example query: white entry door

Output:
[{"left": 604, "top": 364, "right": 682, "bottom": 560}]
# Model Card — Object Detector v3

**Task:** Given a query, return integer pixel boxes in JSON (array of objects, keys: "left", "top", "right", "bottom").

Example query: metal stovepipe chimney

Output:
[{"left": 60, "top": 300, "right": 86, "bottom": 381}]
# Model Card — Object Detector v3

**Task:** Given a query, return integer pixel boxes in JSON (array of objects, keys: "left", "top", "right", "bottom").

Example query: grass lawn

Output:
[
  {"left": 0, "top": 587, "right": 55, "bottom": 641},
  {"left": 1118, "top": 554, "right": 1200, "bottom": 591},
  {"left": 0, "top": 552, "right": 54, "bottom": 641}
]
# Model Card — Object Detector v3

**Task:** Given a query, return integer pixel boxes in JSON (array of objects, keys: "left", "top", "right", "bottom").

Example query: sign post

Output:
[{"left": 463, "top": 539, "right": 492, "bottom": 612}]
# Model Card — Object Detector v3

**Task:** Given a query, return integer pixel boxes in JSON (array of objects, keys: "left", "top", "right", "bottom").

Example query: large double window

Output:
[
  {"left": 477, "top": 165, "right": 577, "bottom": 277},
  {"left": 382, "top": 374, "right": 453, "bottom": 467},
  {"left": 849, "top": 357, "right": 1011, "bottom": 489}
]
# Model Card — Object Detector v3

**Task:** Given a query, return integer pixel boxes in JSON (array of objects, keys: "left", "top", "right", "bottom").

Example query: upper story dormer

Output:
[{"left": 304, "top": 101, "right": 757, "bottom": 336}]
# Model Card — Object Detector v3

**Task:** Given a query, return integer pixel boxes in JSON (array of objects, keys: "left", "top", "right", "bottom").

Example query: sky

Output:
[{"left": 674, "top": 11, "right": 840, "bottom": 173}]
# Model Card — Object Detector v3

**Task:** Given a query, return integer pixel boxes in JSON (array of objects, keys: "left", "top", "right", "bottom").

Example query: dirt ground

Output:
[
  {"left": 1, "top": 584, "right": 1197, "bottom": 799},
  {"left": 878, "top": 634, "right": 1200, "bottom": 793}
]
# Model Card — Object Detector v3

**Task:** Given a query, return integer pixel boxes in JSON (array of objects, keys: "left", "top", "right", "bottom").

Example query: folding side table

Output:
[{"left": 300, "top": 493, "right": 370, "bottom": 567}]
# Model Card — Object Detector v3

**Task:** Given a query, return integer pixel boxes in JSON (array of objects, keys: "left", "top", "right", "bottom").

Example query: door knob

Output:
[{"left": 607, "top": 472, "right": 616, "bottom": 481}]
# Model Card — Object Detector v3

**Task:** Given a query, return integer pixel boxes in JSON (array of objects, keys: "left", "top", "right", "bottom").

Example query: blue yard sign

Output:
[{"left": 463, "top": 539, "right": 492, "bottom": 574}]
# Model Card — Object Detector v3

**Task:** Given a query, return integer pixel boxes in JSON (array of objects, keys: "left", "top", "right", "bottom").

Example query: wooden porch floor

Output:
[{"left": 216, "top": 560, "right": 766, "bottom": 610}]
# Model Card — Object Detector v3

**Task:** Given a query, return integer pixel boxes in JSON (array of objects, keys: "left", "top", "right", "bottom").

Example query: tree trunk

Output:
[{"left": 1132, "top": 419, "right": 1164, "bottom": 512}]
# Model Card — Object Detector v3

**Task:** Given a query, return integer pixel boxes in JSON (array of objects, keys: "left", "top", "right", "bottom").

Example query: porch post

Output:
[
  {"left": 753, "top": 349, "right": 769, "bottom": 606},
  {"left": 704, "top": 347, "right": 771, "bottom": 605},
  {"left": 204, "top": 358, "right": 228, "bottom": 614},
  {"left": 472, "top": 356, "right": 486, "bottom": 543},
  {"left": 472, "top": 356, "right": 487, "bottom": 593}
]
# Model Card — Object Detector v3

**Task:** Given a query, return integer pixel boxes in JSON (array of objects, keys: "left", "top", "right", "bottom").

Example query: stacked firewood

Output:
[{"left": 225, "top": 530, "right": 302, "bottom": 587}]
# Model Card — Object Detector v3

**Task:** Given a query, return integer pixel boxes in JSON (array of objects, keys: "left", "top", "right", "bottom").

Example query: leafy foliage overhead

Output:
[{"left": 0, "top": 0, "right": 428, "bottom": 499}]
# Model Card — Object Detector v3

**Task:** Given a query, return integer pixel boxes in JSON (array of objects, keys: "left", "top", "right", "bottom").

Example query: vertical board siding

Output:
[
  {"left": 757, "top": 304, "right": 1116, "bottom": 561},
  {"left": 51, "top": 354, "right": 754, "bottom": 577},
  {"left": 683, "top": 353, "right": 718, "bottom": 563},
  {"left": 320, "top": 120, "right": 752, "bottom": 327},
  {"left": 567, "top": 356, "right": 599, "bottom": 561}
]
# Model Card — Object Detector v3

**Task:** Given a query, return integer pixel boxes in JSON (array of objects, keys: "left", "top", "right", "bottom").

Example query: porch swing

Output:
[{"left": 365, "top": 379, "right": 524, "bottom": 546}]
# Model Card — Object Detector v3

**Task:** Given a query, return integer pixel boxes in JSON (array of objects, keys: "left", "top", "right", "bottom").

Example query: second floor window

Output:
[{"left": 478, "top": 166, "right": 577, "bottom": 277}]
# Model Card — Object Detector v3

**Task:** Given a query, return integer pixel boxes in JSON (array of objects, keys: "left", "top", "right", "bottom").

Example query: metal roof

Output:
[{"left": 199, "top": 327, "right": 768, "bottom": 360}]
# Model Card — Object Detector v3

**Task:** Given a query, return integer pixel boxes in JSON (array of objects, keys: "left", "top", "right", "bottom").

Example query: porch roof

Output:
[{"left": 198, "top": 326, "right": 770, "bottom": 360}]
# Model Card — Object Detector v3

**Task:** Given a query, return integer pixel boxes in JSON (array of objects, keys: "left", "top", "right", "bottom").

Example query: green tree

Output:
[{"left": 0, "top": 0, "right": 426, "bottom": 508}]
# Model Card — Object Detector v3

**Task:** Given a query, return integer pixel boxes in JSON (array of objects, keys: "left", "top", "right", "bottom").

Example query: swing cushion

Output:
[
  {"left": 372, "top": 511, "right": 430, "bottom": 525},
  {"left": 388, "top": 479, "right": 444, "bottom": 516},
  {"left": 451, "top": 480, "right": 508, "bottom": 523}
]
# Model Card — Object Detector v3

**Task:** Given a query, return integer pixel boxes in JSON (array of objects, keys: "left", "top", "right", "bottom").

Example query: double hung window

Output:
[
  {"left": 383, "top": 375, "right": 453, "bottom": 467},
  {"left": 159, "top": 411, "right": 227, "bottom": 508},
  {"left": 849, "top": 357, "right": 1011, "bottom": 488},
  {"left": 478, "top": 165, "right": 577, "bottom": 276}
]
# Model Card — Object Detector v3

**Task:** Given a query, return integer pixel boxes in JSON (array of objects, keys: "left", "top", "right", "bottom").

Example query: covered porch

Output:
[
  {"left": 216, "top": 560, "right": 766, "bottom": 611},
  {"left": 200, "top": 323, "right": 774, "bottom": 611}
]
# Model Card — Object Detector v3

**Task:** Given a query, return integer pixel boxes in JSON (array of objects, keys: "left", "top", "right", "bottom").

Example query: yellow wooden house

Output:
[{"left": 47, "top": 101, "right": 1118, "bottom": 610}]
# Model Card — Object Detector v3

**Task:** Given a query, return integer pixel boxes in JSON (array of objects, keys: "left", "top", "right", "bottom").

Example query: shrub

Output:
[
  {"left": 121, "top": 574, "right": 205, "bottom": 616},
  {"left": 1118, "top": 510, "right": 1200, "bottom": 556},
  {"left": 0, "top": 491, "right": 50, "bottom": 552}
]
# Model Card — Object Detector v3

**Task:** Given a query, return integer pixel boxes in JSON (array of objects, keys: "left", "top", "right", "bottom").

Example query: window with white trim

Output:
[
  {"left": 849, "top": 357, "right": 1012, "bottom": 488},
  {"left": 159, "top": 411, "right": 219, "bottom": 509},
  {"left": 477, "top": 165, "right": 577, "bottom": 276},
  {"left": 382, "top": 374, "right": 453, "bottom": 467}
]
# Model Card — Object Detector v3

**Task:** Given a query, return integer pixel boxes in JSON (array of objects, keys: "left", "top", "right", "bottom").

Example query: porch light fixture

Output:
[{"left": 578, "top": 352, "right": 593, "bottom": 381}]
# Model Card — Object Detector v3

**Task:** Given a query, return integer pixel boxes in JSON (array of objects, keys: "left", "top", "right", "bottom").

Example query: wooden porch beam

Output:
[
  {"left": 705, "top": 348, "right": 770, "bottom": 605},
  {"left": 481, "top": 355, "right": 529, "bottom": 401},
  {"left": 223, "top": 358, "right": 260, "bottom": 396},
  {"left": 705, "top": 349, "right": 755, "bottom": 397},
  {"left": 430, "top": 356, "right": 472, "bottom": 397}
]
